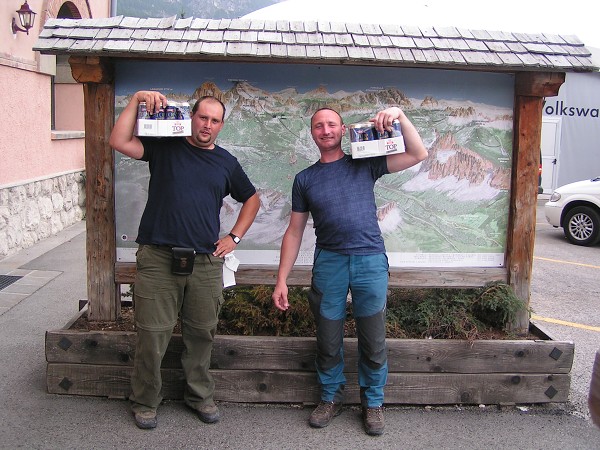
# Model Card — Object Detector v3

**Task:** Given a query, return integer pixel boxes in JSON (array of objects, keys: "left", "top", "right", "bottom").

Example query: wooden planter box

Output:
[{"left": 45, "top": 311, "right": 573, "bottom": 405}]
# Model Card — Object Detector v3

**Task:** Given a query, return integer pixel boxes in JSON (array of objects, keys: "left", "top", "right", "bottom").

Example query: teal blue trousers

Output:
[{"left": 309, "top": 248, "right": 389, "bottom": 408}]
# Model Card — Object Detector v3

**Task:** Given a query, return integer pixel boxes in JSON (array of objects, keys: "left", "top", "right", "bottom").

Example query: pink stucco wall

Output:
[
  {"left": 55, "top": 84, "right": 85, "bottom": 130},
  {"left": 0, "top": 0, "right": 110, "bottom": 187},
  {"left": 0, "top": 64, "right": 84, "bottom": 185}
]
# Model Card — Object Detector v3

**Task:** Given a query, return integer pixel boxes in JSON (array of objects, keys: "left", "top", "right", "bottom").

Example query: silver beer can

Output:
[
  {"left": 390, "top": 119, "right": 402, "bottom": 137},
  {"left": 137, "top": 102, "right": 149, "bottom": 119},
  {"left": 177, "top": 102, "right": 190, "bottom": 119},
  {"left": 349, "top": 123, "right": 375, "bottom": 143}
]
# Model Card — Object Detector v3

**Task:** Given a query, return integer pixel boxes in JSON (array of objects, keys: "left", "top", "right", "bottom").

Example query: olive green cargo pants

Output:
[{"left": 129, "top": 245, "right": 224, "bottom": 414}]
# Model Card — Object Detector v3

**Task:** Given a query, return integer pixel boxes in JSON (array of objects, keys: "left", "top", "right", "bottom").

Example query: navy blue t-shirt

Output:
[
  {"left": 136, "top": 137, "right": 256, "bottom": 253},
  {"left": 292, "top": 154, "right": 389, "bottom": 255}
]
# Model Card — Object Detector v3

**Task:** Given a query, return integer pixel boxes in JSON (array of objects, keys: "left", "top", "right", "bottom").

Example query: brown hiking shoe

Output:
[
  {"left": 309, "top": 401, "right": 343, "bottom": 428},
  {"left": 133, "top": 410, "right": 157, "bottom": 429},
  {"left": 362, "top": 406, "right": 385, "bottom": 436},
  {"left": 196, "top": 403, "right": 220, "bottom": 424}
]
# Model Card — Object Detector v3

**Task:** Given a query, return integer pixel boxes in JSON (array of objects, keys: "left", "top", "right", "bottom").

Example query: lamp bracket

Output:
[{"left": 12, "top": 17, "right": 29, "bottom": 35}]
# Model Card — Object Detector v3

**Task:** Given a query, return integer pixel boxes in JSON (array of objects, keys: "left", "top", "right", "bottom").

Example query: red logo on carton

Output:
[
  {"left": 171, "top": 122, "right": 185, "bottom": 134},
  {"left": 384, "top": 139, "right": 398, "bottom": 153}
]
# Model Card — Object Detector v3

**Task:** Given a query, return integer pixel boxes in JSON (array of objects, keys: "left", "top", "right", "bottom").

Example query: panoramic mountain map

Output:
[{"left": 114, "top": 61, "right": 514, "bottom": 267}]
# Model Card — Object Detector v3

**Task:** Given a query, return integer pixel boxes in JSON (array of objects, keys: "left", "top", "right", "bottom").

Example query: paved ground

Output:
[
  {"left": 0, "top": 219, "right": 599, "bottom": 449},
  {"left": 531, "top": 198, "right": 600, "bottom": 423}
]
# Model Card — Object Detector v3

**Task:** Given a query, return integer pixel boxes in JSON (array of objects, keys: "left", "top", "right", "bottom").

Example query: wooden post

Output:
[
  {"left": 70, "top": 57, "right": 119, "bottom": 322},
  {"left": 508, "top": 72, "right": 565, "bottom": 333}
]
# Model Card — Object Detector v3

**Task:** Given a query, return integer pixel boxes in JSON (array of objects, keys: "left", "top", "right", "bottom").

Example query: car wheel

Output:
[{"left": 563, "top": 206, "right": 600, "bottom": 246}]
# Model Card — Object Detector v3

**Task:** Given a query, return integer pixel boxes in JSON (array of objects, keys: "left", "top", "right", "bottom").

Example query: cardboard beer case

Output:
[
  {"left": 350, "top": 135, "right": 405, "bottom": 159},
  {"left": 135, "top": 119, "right": 191, "bottom": 137},
  {"left": 134, "top": 101, "right": 192, "bottom": 137},
  {"left": 349, "top": 120, "right": 406, "bottom": 159}
]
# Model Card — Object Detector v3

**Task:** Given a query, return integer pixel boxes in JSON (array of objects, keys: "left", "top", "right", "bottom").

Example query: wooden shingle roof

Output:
[{"left": 33, "top": 16, "right": 598, "bottom": 72}]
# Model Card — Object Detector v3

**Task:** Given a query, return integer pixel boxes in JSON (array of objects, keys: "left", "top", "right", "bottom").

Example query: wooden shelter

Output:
[{"left": 35, "top": 16, "right": 596, "bottom": 404}]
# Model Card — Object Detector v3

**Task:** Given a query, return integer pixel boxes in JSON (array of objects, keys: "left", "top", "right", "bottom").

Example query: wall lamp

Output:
[{"left": 12, "top": 1, "right": 37, "bottom": 35}]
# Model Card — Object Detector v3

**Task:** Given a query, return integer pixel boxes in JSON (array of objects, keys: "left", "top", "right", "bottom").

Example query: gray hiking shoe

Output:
[
  {"left": 309, "top": 401, "right": 343, "bottom": 428},
  {"left": 362, "top": 406, "right": 385, "bottom": 436},
  {"left": 133, "top": 410, "right": 157, "bottom": 429},
  {"left": 196, "top": 403, "right": 220, "bottom": 424}
]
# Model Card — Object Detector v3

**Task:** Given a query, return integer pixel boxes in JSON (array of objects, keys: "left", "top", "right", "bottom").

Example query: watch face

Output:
[{"left": 230, "top": 234, "right": 240, "bottom": 243}]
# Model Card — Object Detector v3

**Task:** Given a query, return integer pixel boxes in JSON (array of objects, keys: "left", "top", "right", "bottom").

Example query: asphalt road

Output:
[{"left": 530, "top": 202, "right": 600, "bottom": 420}]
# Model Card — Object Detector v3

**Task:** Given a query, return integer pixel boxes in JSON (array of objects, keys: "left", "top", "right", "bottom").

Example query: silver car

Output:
[{"left": 544, "top": 177, "right": 600, "bottom": 246}]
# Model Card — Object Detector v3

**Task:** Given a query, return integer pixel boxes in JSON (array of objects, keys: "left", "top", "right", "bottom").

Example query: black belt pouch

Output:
[{"left": 171, "top": 247, "right": 196, "bottom": 275}]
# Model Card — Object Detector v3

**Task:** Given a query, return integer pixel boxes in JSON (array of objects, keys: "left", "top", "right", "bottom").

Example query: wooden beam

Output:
[
  {"left": 515, "top": 71, "right": 565, "bottom": 97},
  {"left": 114, "top": 262, "right": 507, "bottom": 288},
  {"left": 69, "top": 56, "right": 114, "bottom": 84},
  {"left": 507, "top": 72, "right": 565, "bottom": 333},
  {"left": 83, "top": 80, "right": 119, "bottom": 322},
  {"left": 46, "top": 364, "right": 570, "bottom": 404},
  {"left": 46, "top": 331, "right": 575, "bottom": 374}
]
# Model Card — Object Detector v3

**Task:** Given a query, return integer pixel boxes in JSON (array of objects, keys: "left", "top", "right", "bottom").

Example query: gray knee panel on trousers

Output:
[
  {"left": 316, "top": 317, "right": 345, "bottom": 370},
  {"left": 308, "top": 283, "right": 344, "bottom": 371},
  {"left": 356, "top": 310, "right": 387, "bottom": 369}
]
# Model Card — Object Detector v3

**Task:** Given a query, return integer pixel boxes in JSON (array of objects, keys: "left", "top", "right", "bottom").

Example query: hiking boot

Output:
[
  {"left": 309, "top": 401, "right": 343, "bottom": 428},
  {"left": 196, "top": 403, "right": 220, "bottom": 424},
  {"left": 362, "top": 406, "right": 385, "bottom": 436},
  {"left": 133, "top": 410, "right": 157, "bottom": 429}
]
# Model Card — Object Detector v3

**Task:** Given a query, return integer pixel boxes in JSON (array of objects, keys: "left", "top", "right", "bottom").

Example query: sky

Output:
[{"left": 244, "top": 0, "right": 600, "bottom": 49}]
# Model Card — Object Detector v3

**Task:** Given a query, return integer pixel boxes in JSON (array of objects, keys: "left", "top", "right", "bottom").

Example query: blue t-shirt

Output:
[
  {"left": 136, "top": 137, "right": 256, "bottom": 253},
  {"left": 292, "top": 154, "right": 389, "bottom": 255}
]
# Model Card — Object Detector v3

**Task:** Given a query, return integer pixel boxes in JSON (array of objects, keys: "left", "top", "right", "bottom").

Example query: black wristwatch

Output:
[{"left": 229, "top": 233, "right": 241, "bottom": 244}]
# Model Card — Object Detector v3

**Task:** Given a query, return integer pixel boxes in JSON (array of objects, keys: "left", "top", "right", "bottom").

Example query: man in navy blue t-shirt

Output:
[
  {"left": 272, "top": 106, "right": 427, "bottom": 436},
  {"left": 110, "top": 91, "right": 259, "bottom": 430}
]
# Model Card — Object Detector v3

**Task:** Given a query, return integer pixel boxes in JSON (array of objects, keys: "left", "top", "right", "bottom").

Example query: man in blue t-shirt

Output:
[
  {"left": 109, "top": 91, "right": 260, "bottom": 430},
  {"left": 272, "top": 106, "right": 427, "bottom": 436}
]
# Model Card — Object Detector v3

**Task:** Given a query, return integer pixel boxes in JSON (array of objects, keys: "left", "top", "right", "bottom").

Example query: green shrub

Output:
[
  {"left": 218, "top": 282, "right": 530, "bottom": 340},
  {"left": 219, "top": 286, "right": 315, "bottom": 336},
  {"left": 472, "top": 281, "right": 526, "bottom": 329}
]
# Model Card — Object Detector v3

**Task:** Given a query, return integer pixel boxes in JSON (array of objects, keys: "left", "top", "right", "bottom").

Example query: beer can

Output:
[
  {"left": 177, "top": 102, "right": 190, "bottom": 120},
  {"left": 153, "top": 106, "right": 165, "bottom": 120},
  {"left": 137, "top": 102, "right": 149, "bottom": 119},
  {"left": 165, "top": 104, "right": 177, "bottom": 120},
  {"left": 390, "top": 119, "right": 402, "bottom": 137},
  {"left": 374, "top": 128, "right": 391, "bottom": 139},
  {"left": 349, "top": 123, "right": 375, "bottom": 142}
]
